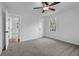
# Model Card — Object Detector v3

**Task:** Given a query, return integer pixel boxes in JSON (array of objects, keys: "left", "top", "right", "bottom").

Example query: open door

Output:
[{"left": 4, "top": 10, "right": 9, "bottom": 50}]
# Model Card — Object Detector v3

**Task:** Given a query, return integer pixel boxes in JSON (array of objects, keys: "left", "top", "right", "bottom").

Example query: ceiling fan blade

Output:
[
  {"left": 45, "top": 2, "right": 48, "bottom": 5},
  {"left": 49, "top": 2, "right": 61, "bottom": 6},
  {"left": 49, "top": 8, "right": 55, "bottom": 11},
  {"left": 42, "top": 2, "right": 45, "bottom": 4},
  {"left": 42, "top": 2, "right": 48, "bottom": 5},
  {"left": 42, "top": 10, "right": 45, "bottom": 13},
  {"left": 33, "top": 7, "right": 42, "bottom": 9}
]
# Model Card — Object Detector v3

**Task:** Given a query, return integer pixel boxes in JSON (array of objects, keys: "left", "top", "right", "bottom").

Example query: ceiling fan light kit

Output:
[{"left": 43, "top": 6, "right": 49, "bottom": 11}]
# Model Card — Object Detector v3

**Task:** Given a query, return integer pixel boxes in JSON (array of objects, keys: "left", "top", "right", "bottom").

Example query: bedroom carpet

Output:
[{"left": 1, "top": 37, "right": 79, "bottom": 56}]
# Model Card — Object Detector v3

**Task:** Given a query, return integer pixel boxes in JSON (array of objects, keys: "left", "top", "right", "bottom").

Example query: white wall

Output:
[
  {"left": 20, "top": 13, "right": 44, "bottom": 41},
  {"left": 44, "top": 5, "right": 79, "bottom": 45},
  {"left": 5, "top": 3, "right": 44, "bottom": 41}
]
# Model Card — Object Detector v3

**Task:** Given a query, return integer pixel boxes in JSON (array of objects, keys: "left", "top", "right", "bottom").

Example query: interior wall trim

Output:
[{"left": 42, "top": 36, "right": 78, "bottom": 46}]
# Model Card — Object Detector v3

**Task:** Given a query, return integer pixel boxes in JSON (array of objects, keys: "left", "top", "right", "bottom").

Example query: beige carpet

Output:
[{"left": 1, "top": 37, "right": 79, "bottom": 56}]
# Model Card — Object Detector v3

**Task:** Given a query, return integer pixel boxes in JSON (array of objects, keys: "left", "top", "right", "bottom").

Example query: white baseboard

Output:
[
  {"left": 20, "top": 34, "right": 43, "bottom": 42},
  {"left": 43, "top": 35, "right": 79, "bottom": 45}
]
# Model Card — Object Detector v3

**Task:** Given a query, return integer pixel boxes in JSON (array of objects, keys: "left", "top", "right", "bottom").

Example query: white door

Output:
[{"left": 5, "top": 10, "right": 9, "bottom": 49}]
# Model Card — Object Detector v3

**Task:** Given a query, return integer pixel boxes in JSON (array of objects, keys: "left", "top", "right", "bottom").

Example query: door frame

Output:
[{"left": 3, "top": 12, "right": 20, "bottom": 50}]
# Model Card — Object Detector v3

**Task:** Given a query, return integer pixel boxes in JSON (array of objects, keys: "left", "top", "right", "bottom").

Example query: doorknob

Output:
[{"left": 4, "top": 31, "right": 9, "bottom": 33}]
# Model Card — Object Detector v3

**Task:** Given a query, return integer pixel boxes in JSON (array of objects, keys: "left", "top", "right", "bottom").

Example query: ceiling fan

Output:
[{"left": 33, "top": 2, "right": 61, "bottom": 13}]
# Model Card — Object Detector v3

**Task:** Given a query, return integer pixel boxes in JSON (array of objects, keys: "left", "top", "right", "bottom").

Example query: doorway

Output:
[
  {"left": 9, "top": 15, "right": 20, "bottom": 44},
  {"left": 3, "top": 10, "right": 20, "bottom": 51}
]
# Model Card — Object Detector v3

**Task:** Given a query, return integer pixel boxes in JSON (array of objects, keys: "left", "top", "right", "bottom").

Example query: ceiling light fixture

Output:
[{"left": 43, "top": 6, "right": 49, "bottom": 11}]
